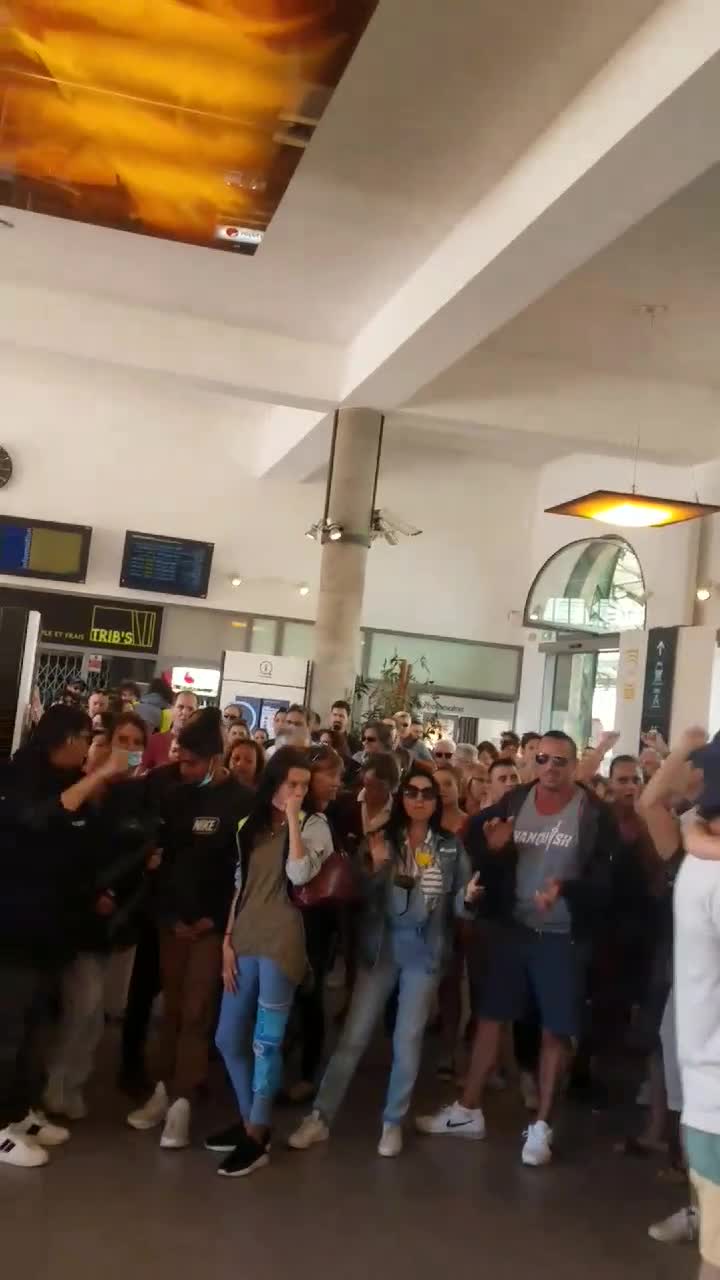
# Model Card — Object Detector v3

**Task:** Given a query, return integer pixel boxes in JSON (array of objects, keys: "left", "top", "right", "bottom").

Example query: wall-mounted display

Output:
[
  {"left": 120, "top": 530, "right": 213, "bottom": 599},
  {"left": 0, "top": 514, "right": 91, "bottom": 583}
]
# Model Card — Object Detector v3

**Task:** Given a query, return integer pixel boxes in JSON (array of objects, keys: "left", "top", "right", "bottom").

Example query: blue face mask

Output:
[
  {"left": 127, "top": 751, "right": 143, "bottom": 769},
  {"left": 197, "top": 766, "right": 214, "bottom": 788}
]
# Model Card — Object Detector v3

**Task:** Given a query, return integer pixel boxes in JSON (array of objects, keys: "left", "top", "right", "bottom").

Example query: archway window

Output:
[{"left": 524, "top": 537, "right": 645, "bottom": 635}]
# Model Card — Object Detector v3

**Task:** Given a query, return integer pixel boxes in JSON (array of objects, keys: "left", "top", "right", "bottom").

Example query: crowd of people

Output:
[{"left": 2, "top": 680, "right": 720, "bottom": 1271}]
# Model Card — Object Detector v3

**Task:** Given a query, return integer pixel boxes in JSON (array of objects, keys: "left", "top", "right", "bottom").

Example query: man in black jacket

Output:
[{"left": 417, "top": 730, "right": 616, "bottom": 1166}]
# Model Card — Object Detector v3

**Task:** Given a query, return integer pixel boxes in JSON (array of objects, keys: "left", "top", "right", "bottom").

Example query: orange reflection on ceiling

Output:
[{"left": 0, "top": 0, "right": 377, "bottom": 253}]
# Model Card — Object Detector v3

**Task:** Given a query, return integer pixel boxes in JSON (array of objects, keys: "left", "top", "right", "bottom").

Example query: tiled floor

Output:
[{"left": 0, "top": 1049, "right": 697, "bottom": 1280}]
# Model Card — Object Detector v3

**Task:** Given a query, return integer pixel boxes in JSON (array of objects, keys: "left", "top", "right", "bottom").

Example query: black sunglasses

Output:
[
  {"left": 535, "top": 753, "right": 572, "bottom": 767},
  {"left": 434, "top": 751, "right": 453, "bottom": 759},
  {"left": 403, "top": 785, "right": 435, "bottom": 801}
]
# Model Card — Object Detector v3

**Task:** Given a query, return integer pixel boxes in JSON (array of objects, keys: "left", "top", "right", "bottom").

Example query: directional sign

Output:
[{"left": 640, "top": 626, "right": 679, "bottom": 747}]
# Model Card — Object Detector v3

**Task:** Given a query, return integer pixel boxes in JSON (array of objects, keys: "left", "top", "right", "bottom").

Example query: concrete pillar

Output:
[{"left": 310, "top": 408, "right": 383, "bottom": 717}]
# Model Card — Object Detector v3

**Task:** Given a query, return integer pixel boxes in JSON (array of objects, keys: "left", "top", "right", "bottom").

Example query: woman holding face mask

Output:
[
  {"left": 289, "top": 766, "right": 480, "bottom": 1158},
  {"left": 44, "top": 712, "right": 158, "bottom": 1121},
  {"left": 126, "top": 709, "right": 254, "bottom": 1150}
]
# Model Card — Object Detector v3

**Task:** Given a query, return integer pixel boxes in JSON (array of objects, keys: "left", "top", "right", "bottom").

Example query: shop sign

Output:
[{"left": 0, "top": 586, "right": 162, "bottom": 654}]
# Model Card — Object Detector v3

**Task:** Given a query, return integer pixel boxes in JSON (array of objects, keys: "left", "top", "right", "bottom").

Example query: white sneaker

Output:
[
  {"left": 127, "top": 1082, "right": 168, "bottom": 1131},
  {"left": 288, "top": 1110, "right": 330, "bottom": 1150},
  {"left": 160, "top": 1098, "right": 191, "bottom": 1150},
  {"left": 0, "top": 1127, "right": 49, "bottom": 1168},
  {"left": 378, "top": 1123, "right": 403, "bottom": 1157},
  {"left": 13, "top": 1110, "right": 70, "bottom": 1147},
  {"left": 648, "top": 1206, "right": 699, "bottom": 1244},
  {"left": 43, "top": 1087, "right": 88, "bottom": 1121},
  {"left": 415, "top": 1101, "right": 486, "bottom": 1139},
  {"left": 521, "top": 1119, "right": 553, "bottom": 1166},
  {"left": 519, "top": 1071, "right": 539, "bottom": 1112}
]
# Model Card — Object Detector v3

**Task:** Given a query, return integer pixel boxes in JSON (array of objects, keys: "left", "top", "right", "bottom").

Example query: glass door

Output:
[{"left": 543, "top": 644, "right": 619, "bottom": 749}]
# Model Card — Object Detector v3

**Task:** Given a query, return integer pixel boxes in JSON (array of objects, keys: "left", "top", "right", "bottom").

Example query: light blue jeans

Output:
[
  {"left": 314, "top": 957, "right": 438, "bottom": 1126},
  {"left": 215, "top": 956, "right": 295, "bottom": 1127}
]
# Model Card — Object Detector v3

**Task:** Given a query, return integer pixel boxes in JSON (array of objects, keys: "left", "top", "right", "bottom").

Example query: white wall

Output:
[{"left": 0, "top": 350, "right": 537, "bottom": 648}]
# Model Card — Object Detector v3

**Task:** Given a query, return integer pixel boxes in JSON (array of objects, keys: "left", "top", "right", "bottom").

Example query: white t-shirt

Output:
[{"left": 674, "top": 850, "right": 720, "bottom": 1134}]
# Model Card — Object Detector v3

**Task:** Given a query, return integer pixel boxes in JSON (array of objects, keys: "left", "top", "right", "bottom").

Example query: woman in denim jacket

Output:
[{"left": 289, "top": 765, "right": 481, "bottom": 1158}]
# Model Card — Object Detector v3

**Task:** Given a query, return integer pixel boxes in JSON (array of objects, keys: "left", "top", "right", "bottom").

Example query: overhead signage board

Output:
[
  {"left": 120, "top": 530, "right": 213, "bottom": 599},
  {"left": 0, "top": 586, "right": 162, "bottom": 654}
]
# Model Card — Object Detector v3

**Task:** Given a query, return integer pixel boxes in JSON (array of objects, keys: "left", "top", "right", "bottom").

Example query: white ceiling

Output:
[
  {"left": 0, "top": 0, "right": 661, "bottom": 345},
  {"left": 409, "top": 161, "right": 720, "bottom": 464},
  {"left": 2, "top": 0, "right": 720, "bottom": 485}
]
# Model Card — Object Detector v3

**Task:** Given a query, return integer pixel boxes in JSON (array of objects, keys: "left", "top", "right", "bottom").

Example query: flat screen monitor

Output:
[
  {"left": 0, "top": 514, "right": 91, "bottom": 583},
  {"left": 120, "top": 530, "right": 213, "bottom": 598}
]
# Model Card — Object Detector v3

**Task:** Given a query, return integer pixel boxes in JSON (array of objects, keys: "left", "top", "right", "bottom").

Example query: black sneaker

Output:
[
  {"left": 217, "top": 1136, "right": 270, "bottom": 1178},
  {"left": 205, "top": 1123, "right": 247, "bottom": 1154}
]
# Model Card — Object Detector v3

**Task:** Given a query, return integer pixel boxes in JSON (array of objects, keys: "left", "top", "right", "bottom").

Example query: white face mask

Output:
[{"left": 127, "top": 751, "right": 143, "bottom": 769}]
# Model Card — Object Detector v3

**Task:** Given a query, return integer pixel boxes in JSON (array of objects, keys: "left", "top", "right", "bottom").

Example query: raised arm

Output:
[
  {"left": 575, "top": 731, "right": 619, "bottom": 784},
  {"left": 637, "top": 725, "right": 707, "bottom": 860}
]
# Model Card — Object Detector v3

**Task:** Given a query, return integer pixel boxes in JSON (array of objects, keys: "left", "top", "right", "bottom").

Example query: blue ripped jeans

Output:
[{"left": 215, "top": 956, "right": 295, "bottom": 1127}]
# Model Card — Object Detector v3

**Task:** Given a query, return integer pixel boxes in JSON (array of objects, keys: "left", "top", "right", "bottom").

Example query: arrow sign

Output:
[{"left": 641, "top": 627, "right": 678, "bottom": 748}]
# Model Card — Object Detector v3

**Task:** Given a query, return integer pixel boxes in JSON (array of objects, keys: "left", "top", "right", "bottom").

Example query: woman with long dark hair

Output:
[
  {"left": 127, "top": 709, "right": 254, "bottom": 1150},
  {"left": 286, "top": 745, "right": 344, "bottom": 1102},
  {"left": 205, "top": 747, "right": 314, "bottom": 1177},
  {"left": 0, "top": 704, "right": 127, "bottom": 1168},
  {"left": 290, "top": 766, "right": 480, "bottom": 1158}
]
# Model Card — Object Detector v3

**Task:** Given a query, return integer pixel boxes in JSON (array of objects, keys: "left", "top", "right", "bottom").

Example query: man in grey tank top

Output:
[{"left": 416, "top": 731, "right": 614, "bottom": 1169}]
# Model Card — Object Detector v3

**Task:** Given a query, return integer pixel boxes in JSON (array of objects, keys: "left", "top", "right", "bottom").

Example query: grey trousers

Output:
[{"left": 47, "top": 951, "right": 111, "bottom": 1099}]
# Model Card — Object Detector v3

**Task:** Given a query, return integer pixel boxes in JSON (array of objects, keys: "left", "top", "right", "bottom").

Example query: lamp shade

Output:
[{"left": 545, "top": 490, "right": 720, "bottom": 529}]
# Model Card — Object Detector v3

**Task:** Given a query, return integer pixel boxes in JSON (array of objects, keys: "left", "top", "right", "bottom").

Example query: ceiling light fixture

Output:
[
  {"left": 547, "top": 302, "right": 720, "bottom": 529},
  {"left": 298, "top": 583, "right": 310, "bottom": 597},
  {"left": 230, "top": 575, "right": 243, "bottom": 587},
  {"left": 545, "top": 490, "right": 720, "bottom": 529},
  {"left": 696, "top": 585, "right": 713, "bottom": 602}
]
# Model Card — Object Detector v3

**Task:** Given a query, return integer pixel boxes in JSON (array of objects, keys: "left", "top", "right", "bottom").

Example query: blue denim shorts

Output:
[{"left": 475, "top": 924, "right": 585, "bottom": 1038}]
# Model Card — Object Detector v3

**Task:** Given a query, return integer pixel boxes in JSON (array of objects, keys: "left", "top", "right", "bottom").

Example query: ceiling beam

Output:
[{"left": 340, "top": 0, "right": 720, "bottom": 408}]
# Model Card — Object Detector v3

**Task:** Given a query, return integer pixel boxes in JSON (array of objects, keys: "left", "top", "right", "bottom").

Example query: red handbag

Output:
[{"left": 293, "top": 848, "right": 360, "bottom": 909}]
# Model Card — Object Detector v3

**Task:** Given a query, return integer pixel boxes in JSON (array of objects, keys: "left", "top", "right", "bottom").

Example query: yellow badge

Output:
[{"left": 415, "top": 849, "right": 434, "bottom": 870}]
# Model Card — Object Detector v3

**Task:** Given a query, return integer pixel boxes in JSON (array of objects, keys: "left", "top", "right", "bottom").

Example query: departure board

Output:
[
  {"left": 0, "top": 514, "right": 91, "bottom": 582},
  {"left": 120, "top": 530, "right": 214, "bottom": 598}
]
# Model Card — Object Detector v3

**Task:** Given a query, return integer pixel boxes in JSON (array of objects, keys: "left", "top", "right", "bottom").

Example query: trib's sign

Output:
[{"left": 0, "top": 587, "right": 162, "bottom": 654}]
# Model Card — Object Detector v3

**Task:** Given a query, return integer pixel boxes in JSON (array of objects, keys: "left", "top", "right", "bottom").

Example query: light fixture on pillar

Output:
[
  {"left": 305, "top": 521, "right": 322, "bottom": 541},
  {"left": 370, "top": 508, "right": 422, "bottom": 545},
  {"left": 697, "top": 584, "right": 714, "bottom": 602},
  {"left": 326, "top": 521, "right": 344, "bottom": 542}
]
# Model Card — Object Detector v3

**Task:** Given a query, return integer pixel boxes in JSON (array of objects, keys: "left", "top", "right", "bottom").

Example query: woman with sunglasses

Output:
[{"left": 289, "top": 766, "right": 480, "bottom": 1158}]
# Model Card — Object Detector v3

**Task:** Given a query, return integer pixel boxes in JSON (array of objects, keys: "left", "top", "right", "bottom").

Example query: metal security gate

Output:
[{"left": 37, "top": 650, "right": 111, "bottom": 706}]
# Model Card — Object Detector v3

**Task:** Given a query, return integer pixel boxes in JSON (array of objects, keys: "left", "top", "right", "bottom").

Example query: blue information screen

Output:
[
  {"left": 0, "top": 514, "right": 90, "bottom": 582},
  {"left": 120, "top": 531, "right": 214, "bottom": 598},
  {"left": 0, "top": 522, "right": 30, "bottom": 573}
]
